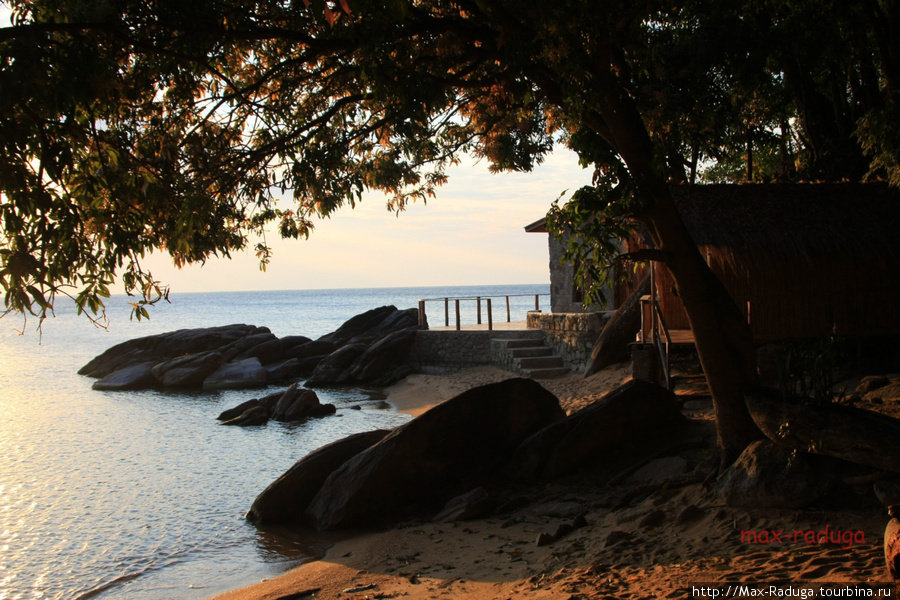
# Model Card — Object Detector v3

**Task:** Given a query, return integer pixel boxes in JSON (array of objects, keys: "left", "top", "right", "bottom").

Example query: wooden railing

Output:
[
  {"left": 639, "top": 262, "right": 673, "bottom": 389},
  {"left": 417, "top": 293, "right": 550, "bottom": 331}
]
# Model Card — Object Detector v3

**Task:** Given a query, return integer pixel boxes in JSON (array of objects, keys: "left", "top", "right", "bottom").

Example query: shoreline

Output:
[{"left": 208, "top": 364, "right": 896, "bottom": 600}]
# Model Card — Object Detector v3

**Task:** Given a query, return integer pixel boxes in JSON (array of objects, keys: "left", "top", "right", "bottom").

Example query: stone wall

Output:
[
  {"left": 406, "top": 329, "right": 543, "bottom": 372},
  {"left": 526, "top": 311, "right": 613, "bottom": 372},
  {"left": 548, "top": 235, "right": 612, "bottom": 314}
]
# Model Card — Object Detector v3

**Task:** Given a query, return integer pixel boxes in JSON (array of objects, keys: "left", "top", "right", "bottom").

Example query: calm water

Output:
[{"left": 0, "top": 284, "right": 547, "bottom": 600}]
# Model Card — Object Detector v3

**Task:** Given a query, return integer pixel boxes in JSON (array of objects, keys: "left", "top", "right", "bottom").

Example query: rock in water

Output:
[
  {"left": 304, "top": 378, "right": 565, "bottom": 530},
  {"left": 217, "top": 399, "right": 263, "bottom": 421},
  {"left": 91, "top": 362, "right": 157, "bottom": 391},
  {"left": 716, "top": 439, "right": 831, "bottom": 509},
  {"left": 151, "top": 351, "right": 224, "bottom": 388},
  {"left": 247, "top": 429, "right": 391, "bottom": 524},
  {"left": 317, "top": 305, "right": 417, "bottom": 347},
  {"left": 349, "top": 327, "right": 417, "bottom": 385},
  {"left": 202, "top": 357, "right": 268, "bottom": 390},
  {"left": 220, "top": 405, "right": 270, "bottom": 427},
  {"left": 272, "top": 384, "right": 334, "bottom": 421},
  {"left": 304, "top": 344, "right": 368, "bottom": 386},
  {"left": 79, "top": 324, "right": 264, "bottom": 378}
]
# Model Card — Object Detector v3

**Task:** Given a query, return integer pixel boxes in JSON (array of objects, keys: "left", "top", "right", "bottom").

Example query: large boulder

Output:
[
  {"left": 746, "top": 388, "right": 900, "bottom": 474},
  {"left": 271, "top": 384, "right": 335, "bottom": 421},
  {"left": 304, "top": 378, "right": 566, "bottom": 530},
  {"left": 304, "top": 343, "right": 368, "bottom": 386},
  {"left": 79, "top": 324, "right": 264, "bottom": 378},
  {"left": 151, "top": 351, "right": 224, "bottom": 388},
  {"left": 220, "top": 405, "right": 270, "bottom": 427},
  {"left": 234, "top": 337, "right": 284, "bottom": 365},
  {"left": 317, "top": 306, "right": 418, "bottom": 347},
  {"left": 203, "top": 357, "right": 268, "bottom": 390},
  {"left": 285, "top": 340, "right": 338, "bottom": 361},
  {"left": 264, "top": 358, "right": 304, "bottom": 383},
  {"left": 510, "top": 379, "right": 688, "bottom": 481},
  {"left": 716, "top": 439, "right": 831, "bottom": 509},
  {"left": 217, "top": 399, "right": 263, "bottom": 421},
  {"left": 348, "top": 327, "right": 417, "bottom": 385},
  {"left": 247, "top": 429, "right": 391, "bottom": 524},
  {"left": 91, "top": 362, "right": 157, "bottom": 391}
]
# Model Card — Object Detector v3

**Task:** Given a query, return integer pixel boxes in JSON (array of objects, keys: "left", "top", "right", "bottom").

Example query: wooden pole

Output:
[
  {"left": 535, "top": 294, "right": 540, "bottom": 311},
  {"left": 487, "top": 298, "right": 493, "bottom": 330},
  {"left": 455, "top": 299, "right": 461, "bottom": 330},
  {"left": 506, "top": 296, "right": 511, "bottom": 322},
  {"left": 418, "top": 300, "right": 426, "bottom": 329},
  {"left": 476, "top": 296, "right": 482, "bottom": 325},
  {"left": 444, "top": 298, "right": 449, "bottom": 327}
]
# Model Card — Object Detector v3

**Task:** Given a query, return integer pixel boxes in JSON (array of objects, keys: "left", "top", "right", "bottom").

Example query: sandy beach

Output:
[{"left": 210, "top": 365, "right": 895, "bottom": 600}]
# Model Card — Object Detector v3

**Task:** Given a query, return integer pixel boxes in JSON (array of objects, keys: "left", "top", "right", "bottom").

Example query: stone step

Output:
[
  {"left": 502, "top": 338, "right": 546, "bottom": 349},
  {"left": 526, "top": 367, "right": 571, "bottom": 380},
  {"left": 517, "top": 355, "right": 565, "bottom": 370},
  {"left": 510, "top": 346, "right": 554, "bottom": 359}
]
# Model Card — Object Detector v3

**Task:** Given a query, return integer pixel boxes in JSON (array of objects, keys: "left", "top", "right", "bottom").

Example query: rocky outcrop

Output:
[
  {"left": 304, "top": 378, "right": 565, "bottom": 530},
  {"left": 151, "top": 351, "right": 224, "bottom": 388},
  {"left": 90, "top": 362, "right": 157, "bottom": 391},
  {"left": 79, "top": 324, "right": 265, "bottom": 378},
  {"left": 203, "top": 358, "right": 268, "bottom": 390},
  {"left": 220, "top": 404, "right": 270, "bottom": 426},
  {"left": 746, "top": 387, "right": 900, "bottom": 474},
  {"left": 716, "top": 439, "right": 831, "bottom": 509},
  {"left": 305, "top": 307, "right": 419, "bottom": 387},
  {"left": 272, "top": 384, "right": 335, "bottom": 421},
  {"left": 318, "top": 305, "right": 418, "bottom": 347},
  {"left": 218, "top": 384, "right": 335, "bottom": 426},
  {"left": 306, "top": 327, "right": 417, "bottom": 387},
  {"left": 247, "top": 429, "right": 391, "bottom": 524},
  {"left": 510, "top": 379, "right": 688, "bottom": 481},
  {"left": 81, "top": 306, "right": 420, "bottom": 392}
]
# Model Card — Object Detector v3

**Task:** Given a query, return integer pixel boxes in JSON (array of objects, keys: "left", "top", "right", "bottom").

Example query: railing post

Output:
[
  {"left": 534, "top": 294, "right": 539, "bottom": 311},
  {"left": 506, "top": 296, "right": 511, "bottom": 322},
  {"left": 418, "top": 300, "right": 426, "bottom": 329},
  {"left": 487, "top": 298, "right": 493, "bottom": 330},
  {"left": 444, "top": 297, "right": 449, "bottom": 327},
  {"left": 455, "top": 299, "right": 461, "bottom": 330},
  {"left": 476, "top": 296, "right": 482, "bottom": 325}
]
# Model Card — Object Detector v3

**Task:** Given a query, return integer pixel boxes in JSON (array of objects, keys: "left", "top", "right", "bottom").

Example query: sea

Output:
[{"left": 0, "top": 283, "right": 548, "bottom": 600}]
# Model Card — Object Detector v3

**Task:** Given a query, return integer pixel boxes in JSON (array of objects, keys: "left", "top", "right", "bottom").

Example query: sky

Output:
[
  {"left": 139, "top": 150, "right": 595, "bottom": 293},
  {"left": 0, "top": 6, "right": 596, "bottom": 294}
]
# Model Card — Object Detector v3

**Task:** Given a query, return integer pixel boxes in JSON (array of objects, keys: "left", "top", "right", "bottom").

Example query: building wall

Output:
[
  {"left": 548, "top": 235, "right": 612, "bottom": 314},
  {"left": 527, "top": 311, "right": 611, "bottom": 371}
]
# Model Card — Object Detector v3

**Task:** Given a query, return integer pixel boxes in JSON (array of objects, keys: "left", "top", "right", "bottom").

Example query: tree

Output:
[{"left": 1, "top": 0, "right": 898, "bottom": 463}]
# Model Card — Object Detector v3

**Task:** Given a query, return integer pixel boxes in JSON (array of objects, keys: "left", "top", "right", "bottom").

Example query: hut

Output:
[{"left": 529, "top": 183, "right": 900, "bottom": 344}]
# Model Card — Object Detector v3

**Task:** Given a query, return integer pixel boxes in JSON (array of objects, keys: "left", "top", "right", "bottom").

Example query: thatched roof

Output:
[{"left": 671, "top": 183, "right": 900, "bottom": 270}]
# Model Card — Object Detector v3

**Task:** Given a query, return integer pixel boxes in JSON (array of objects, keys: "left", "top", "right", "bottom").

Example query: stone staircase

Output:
[{"left": 492, "top": 338, "right": 570, "bottom": 379}]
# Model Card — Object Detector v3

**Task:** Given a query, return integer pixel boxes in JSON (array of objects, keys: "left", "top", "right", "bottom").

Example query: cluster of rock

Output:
[
  {"left": 716, "top": 387, "right": 900, "bottom": 511},
  {"left": 78, "top": 306, "right": 419, "bottom": 391},
  {"left": 216, "top": 383, "right": 337, "bottom": 426},
  {"left": 247, "top": 378, "right": 692, "bottom": 530}
]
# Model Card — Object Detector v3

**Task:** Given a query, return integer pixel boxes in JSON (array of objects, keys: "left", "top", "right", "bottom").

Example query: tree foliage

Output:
[
  {"left": 2, "top": 0, "right": 899, "bottom": 457},
  {"left": 2, "top": 0, "right": 898, "bottom": 324}
]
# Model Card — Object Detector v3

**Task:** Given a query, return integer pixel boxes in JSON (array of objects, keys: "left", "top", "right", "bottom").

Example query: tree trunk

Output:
[
  {"left": 582, "top": 68, "right": 763, "bottom": 466},
  {"left": 583, "top": 275, "right": 649, "bottom": 377},
  {"left": 640, "top": 186, "right": 762, "bottom": 465}
]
